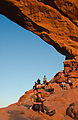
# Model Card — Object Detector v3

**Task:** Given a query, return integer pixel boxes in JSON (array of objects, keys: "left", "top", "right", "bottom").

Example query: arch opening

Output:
[{"left": 0, "top": 14, "right": 65, "bottom": 108}]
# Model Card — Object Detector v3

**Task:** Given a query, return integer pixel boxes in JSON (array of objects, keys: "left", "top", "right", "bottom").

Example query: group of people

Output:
[
  {"left": 30, "top": 75, "right": 55, "bottom": 116},
  {"left": 30, "top": 88, "right": 55, "bottom": 116},
  {"left": 60, "top": 79, "right": 73, "bottom": 89},
  {"left": 33, "top": 75, "right": 49, "bottom": 89},
  {"left": 33, "top": 75, "right": 54, "bottom": 93},
  {"left": 29, "top": 74, "right": 75, "bottom": 116}
]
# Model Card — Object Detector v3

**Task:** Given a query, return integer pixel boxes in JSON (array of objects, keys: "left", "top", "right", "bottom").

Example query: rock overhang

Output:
[{"left": 0, "top": 0, "right": 78, "bottom": 59}]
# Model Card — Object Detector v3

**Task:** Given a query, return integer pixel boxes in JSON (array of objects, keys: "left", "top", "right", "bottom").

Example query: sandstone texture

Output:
[
  {"left": 0, "top": 0, "right": 78, "bottom": 59},
  {"left": 66, "top": 102, "right": 78, "bottom": 120},
  {"left": 0, "top": 0, "right": 78, "bottom": 120},
  {"left": 0, "top": 85, "right": 78, "bottom": 120},
  {"left": 0, "top": 57, "right": 78, "bottom": 120},
  {"left": 50, "top": 57, "right": 78, "bottom": 88}
]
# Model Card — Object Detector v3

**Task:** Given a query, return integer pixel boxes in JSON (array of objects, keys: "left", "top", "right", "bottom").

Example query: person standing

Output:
[
  {"left": 43, "top": 75, "right": 47, "bottom": 85},
  {"left": 37, "top": 78, "right": 41, "bottom": 85}
]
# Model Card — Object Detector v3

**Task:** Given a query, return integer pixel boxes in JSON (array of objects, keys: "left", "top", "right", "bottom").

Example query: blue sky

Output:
[{"left": 0, "top": 14, "right": 65, "bottom": 108}]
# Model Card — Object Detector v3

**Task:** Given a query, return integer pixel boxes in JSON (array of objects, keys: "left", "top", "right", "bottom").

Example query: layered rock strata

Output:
[
  {"left": 0, "top": 57, "right": 78, "bottom": 120},
  {"left": 0, "top": 1, "right": 78, "bottom": 120},
  {"left": 0, "top": 0, "right": 78, "bottom": 59}
]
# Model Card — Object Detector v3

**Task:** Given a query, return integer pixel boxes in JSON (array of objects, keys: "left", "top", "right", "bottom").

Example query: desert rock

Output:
[
  {"left": 66, "top": 101, "right": 78, "bottom": 120},
  {"left": 0, "top": 0, "right": 78, "bottom": 59}
]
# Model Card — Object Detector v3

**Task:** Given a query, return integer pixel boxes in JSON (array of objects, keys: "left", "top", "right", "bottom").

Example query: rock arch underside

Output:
[{"left": 0, "top": 0, "right": 78, "bottom": 120}]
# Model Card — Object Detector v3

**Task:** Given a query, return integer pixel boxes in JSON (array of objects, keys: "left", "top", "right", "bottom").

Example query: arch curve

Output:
[{"left": 0, "top": 0, "right": 78, "bottom": 59}]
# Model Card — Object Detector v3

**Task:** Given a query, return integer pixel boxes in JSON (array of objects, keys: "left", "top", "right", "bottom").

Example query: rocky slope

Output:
[
  {"left": 0, "top": 0, "right": 78, "bottom": 119},
  {"left": 0, "top": 88, "right": 78, "bottom": 120},
  {"left": 50, "top": 56, "right": 78, "bottom": 88},
  {"left": 0, "top": 0, "right": 78, "bottom": 58},
  {"left": 0, "top": 57, "right": 78, "bottom": 120}
]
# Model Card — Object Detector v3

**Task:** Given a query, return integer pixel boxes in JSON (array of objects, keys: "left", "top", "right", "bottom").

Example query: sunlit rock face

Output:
[
  {"left": 0, "top": 0, "right": 78, "bottom": 59},
  {"left": 0, "top": 1, "right": 78, "bottom": 119},
  {"left": 0, "top": 84, "right": 78, "bottom": 120}
]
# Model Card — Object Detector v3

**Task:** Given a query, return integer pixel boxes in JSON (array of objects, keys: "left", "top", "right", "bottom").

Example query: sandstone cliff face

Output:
[
  {"left": 0, "top": 1, "right": 78, "bottom": 120},
  {"left": 0, "top": 58, "right": 78, "bottom": 120},
  {"left": 0, "top": 0, "right": 78, "bottom": 59},
  {"left": 50, "top": 56, "right": 78, "bottom": 88}
]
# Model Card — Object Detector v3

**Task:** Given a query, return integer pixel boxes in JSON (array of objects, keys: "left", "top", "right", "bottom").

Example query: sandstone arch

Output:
[{"left": 0, "top": 0, "right": 78, "bottom": 59}]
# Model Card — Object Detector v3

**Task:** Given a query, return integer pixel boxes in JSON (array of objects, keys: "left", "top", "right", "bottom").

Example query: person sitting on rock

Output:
[
  {"left": 36, "top": 92, "right": 47, "bottom": 113},
  {"left": 37, "top": 78, "right": 41, "bottom": 84},
  {"left": 61, "top": 82, "right": 66, "bottom": 89},
  {"left": 31, "top": 89, "right": 42, "bottom": 112},
  {"left": 36, "top": 92, "right": 56, "bottom": 116},
  {"left": 33, "top": 81, "right": 38, "bottom": 90},
  {"left": 41, "top": 77, "right": 49, "bottom": 89},
  {"left": 37, "top": 78, "right": 42, "bottom": 89},
  {"left": 43, "top": 75, "right": 47, "bottom": 85}
]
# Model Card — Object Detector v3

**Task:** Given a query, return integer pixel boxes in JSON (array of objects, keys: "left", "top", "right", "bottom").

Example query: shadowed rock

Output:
[
  {"left": 66, "top": 102, "right": 78, "bottom": 120},
  {"left": 0, "top": 1, "right": 78, "bottom": 120},
  {"left": 0, "top": 0, "right": 78, "bottom": 59}
]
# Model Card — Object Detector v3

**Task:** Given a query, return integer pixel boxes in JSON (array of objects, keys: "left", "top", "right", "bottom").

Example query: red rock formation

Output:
[
  {"left": 50, "top": 57, "right": 78, "bottom": 88},
  {"left": 0, "top": 85, "right": 78, "bottom": 120},
  {"left": 0, "top": 0, "right": 78, "bottom": 59},
  {"left": 0, "top": 0, "right": 78, "bottom": 119},
  {"left": 0, "top": 0, "right": 78, "bottom": 89},
  {"left": 0, "top": 57, "right": 78, "bottom": 119},
  {"left": 66, "top": 102, "right": 78, "bottom": 119}
]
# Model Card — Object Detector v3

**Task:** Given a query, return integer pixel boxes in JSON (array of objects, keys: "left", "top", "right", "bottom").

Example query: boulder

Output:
[
  {"left": 64, "top": 59, "right": 78, "bottom": 76},
  {"left": 51, "top": 83, "right": 62, "bottom": 93},
  {"left": 68, "top": 71, "right": 78, "bottom": 78},
  {"left": 72, "top": 80, "right": 78, "bottom": 88},
  {"left": 64, "top": 66, "right": 72, "bottom": 76},
  {"left": 38, "top": 89, "right": 50, "bottom": 98},
  {"left": 65, "top": 83, "right": 71, "bottom": 90},
  {"left": 50, "top": 71, "right": 64, "bottom": 83},
  {"left": 57, "top": 76, "right": 67, "bottom": 83},
  {"left": 66, "top": 102, "right": 78, "bottom": 120}
]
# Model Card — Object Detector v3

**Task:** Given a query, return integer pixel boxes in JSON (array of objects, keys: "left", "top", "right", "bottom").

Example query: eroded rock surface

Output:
[
  {"left": 0, "top": 57, "right": 78, "bottom": 119},
  {"left": 0, "top": 58, "right": 78, "bottom": 120},
  {"left": 0, "top": 0, "right": 78, "bottom": 59},
  {"left": 66, "top": 102, "right": 78, "bottom": 120},
  {"left": 0, "top": 1, "right": 78, "bottom": 120},
  {"left": 0, "top": 86, "right": 78, "bottom": 120},
  {"left": 50, "top": 57, "right": 78, "bottom": 88}
]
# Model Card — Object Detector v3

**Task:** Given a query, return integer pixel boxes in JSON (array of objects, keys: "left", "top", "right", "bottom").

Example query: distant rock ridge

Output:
[{"left": 0, "top": 0, "right": 78, "bottom": 59}]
